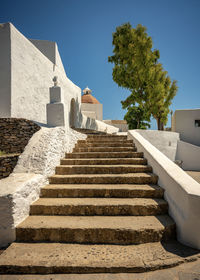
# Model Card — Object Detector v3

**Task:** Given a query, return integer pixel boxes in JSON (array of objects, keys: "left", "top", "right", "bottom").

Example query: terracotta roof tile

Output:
[{"left": 81, "top": 94, "right": 100, "bottom": 104}]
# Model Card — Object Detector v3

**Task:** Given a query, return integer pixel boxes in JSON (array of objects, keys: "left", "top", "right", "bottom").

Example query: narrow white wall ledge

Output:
[
  {"left": 0, "top": 127, "right": 86, "bottom": 247},
  {"left": 128, "top": 130, "right": 200, "bottom": 249}
]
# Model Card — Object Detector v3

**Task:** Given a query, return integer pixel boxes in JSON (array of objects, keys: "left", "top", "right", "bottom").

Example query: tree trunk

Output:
[
  {"left": 137, "top": 120, "right": 140, "bottom": 129},
  {"left": 156, "top": 118, "right": 164, "bottom": 130}
]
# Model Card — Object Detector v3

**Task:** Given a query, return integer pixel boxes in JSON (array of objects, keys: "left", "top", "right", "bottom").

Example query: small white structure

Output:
[
  {"left": 47, "top": 77, "right": 66, "bottom": 126},
  {"left": 103, "top": 120, "right": 128, "bottom": 132},
  {"left": 81, "top": 87, "right": 103, "bottom": 121},
  {"left": 172, "top": 109, "right": 200, "bottom": 146}
]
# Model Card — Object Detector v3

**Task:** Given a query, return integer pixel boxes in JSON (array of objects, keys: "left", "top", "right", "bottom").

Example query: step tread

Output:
[
  {"left": 50, "top": 173, "right": 157, "bottom": 178},
  {"left": 74, "top": 147, "right": 135, "bottom": 150},
  {"left": 57, "top": 164, "right": 150, "bottom": 168},
  {"left": 0, "top": 241, "right": 199, "bottom": 274},
  {"left": 31, "top": 197, "right": 167, "bottom": 207},
  {"left": 41, "top": 184, "right": 164, "bottom": 198},
  {"left": 30, "top": 198, "right": 168, "bottom": 216},
  {"left": 56, "top": 165, "right": 152, "bottom": 174},
  {"left": 61, "top": 158, "right": 146, "bottom": 164},
  {"left": 65, "top": 151, "right": 143, "bottom": 158},
  {"left": 17, "top": 215, "right": 174, "bottom": 230},
  {"left": 76, "top": 143, "right": 134, "bottom": 147},
  {"left": 42, "top": 184, "right": 163, "bottom": 191}
]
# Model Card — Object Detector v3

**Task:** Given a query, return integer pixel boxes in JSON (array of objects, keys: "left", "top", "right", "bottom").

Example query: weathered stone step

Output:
[
  {"left": 77, "top": 139, "right": 133, "bottom": 145},
  {"left": 55, "top": 165, "right": 152, "bottom": 175},
  {"left": 30, "top": 198, "right": 168, "bottom": 216},
  {"left": 86, "top": 135, "right": 127, "bottom": 141},
  {"left": 76, "top": 142, "right": 134, "bottom": 148},
  {"left": 49, "top": 173, "right": 158, "bottom": 184},
  {"left": 73, "top": 147, "right": 136, "bottom": 152},
  {"left": 60, "top": 158, "right": 147, "bottom": 166},
  {"left": 0, "top": 241, "right": 199, "bottom": 274},
  {"left": 16, "top": 215, "right": 175, "bottom": 244},
  {"left": 1, "top": 241, "right": 199, "bottom": 274},
  {"left": 41, "top": 184, "right": 164, "bottom": 198},
  {"left": 65, "top": 151, "right": 143, "bottom": 159}
]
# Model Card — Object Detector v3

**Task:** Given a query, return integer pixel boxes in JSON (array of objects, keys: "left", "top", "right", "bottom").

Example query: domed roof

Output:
[
  {"left": 81, "top": 87, "right": 100, "bottom": 104},
  {"left": 81, "top": 94, "right": 100, "bottom": 104}
]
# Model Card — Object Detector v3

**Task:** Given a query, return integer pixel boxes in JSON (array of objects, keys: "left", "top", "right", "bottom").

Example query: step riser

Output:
[
  {"left": 49, "top": 176, "right": 158, "bottom": 185},
  {"left": 65, "top": 152, "right": 143, "bottom": 158},
  {"left": 73, "top": 147, "right": 136, "bottom": 152},
  {"left": 0, "top": 261, "right": 183, "bottom": 274},
  {"left": 77, "top": 140, "right": 133, "bottom": 144},
  {"left": 16, "top": 226, "right": 175, "bottom": 244},
  {"left": 76, "top": 143, "right": 134, "bottom": 148},
  {"left": 60, "top": 158, "right": 147, "bottom": 165},
  {"left": 55, "top": 166, "right": 152, "bottom": 175},
  {"left": 30, "top": 204, "right": 168, "bottom": 216},
  {"left": 86, "top": 136, "right": 127, "bottom": 141},
  {"left": 41, "top": 188, "right": 164, "bottom": 198}
]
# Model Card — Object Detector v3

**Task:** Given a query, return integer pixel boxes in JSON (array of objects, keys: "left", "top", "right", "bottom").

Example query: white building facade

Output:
[{"left": 172, "top": 109, "right": 200, "bottom": 146}]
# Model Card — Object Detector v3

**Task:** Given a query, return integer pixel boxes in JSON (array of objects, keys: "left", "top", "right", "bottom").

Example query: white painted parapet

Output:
[
  {"left": 0, "top": 127, "right": 86, "bottom": 247},
  {"left": 78, "top": 113, "right": 119, "bottom": 134},
  {"left": 176, "top": 140, "right": 200, "bottom": 171},
  {"left": 133, "top": 130, "right": 180, "bottom": 161},
  {"left": 128, "top": 130, "right": 200, "bottom": 249}
]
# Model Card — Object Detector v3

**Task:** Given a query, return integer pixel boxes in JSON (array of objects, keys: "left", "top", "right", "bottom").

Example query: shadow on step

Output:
[{"left": 161, "top": 240, "right": 200, "bottom": 258}]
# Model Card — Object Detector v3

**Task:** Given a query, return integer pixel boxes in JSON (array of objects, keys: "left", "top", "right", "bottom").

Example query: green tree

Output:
[
  {"left": 108, "top": 23, "right": 178, "bottom": 130},
  {"left": 123, "top": 104, "right": 150, "bottom": 129}
]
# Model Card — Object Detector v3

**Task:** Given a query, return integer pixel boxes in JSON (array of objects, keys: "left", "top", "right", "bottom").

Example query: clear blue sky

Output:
[{"left": 1, "top": 0, "right": 200, "bottom": 129}]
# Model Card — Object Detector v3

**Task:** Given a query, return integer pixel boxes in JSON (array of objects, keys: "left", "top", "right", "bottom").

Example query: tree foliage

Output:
[
  {"left": 108, "top": 23, "right": 178, "bottom": 130},
  {"left": 122, "top": 104, "right": 150, "bottom": 129}
]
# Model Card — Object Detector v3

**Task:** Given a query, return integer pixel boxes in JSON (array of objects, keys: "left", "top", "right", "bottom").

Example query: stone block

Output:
[
  {"left": 50, "top": 86, "right": 62, "bottom": 103},
  {"left": 47, "top": 103, "right": 65, "bottom": 127}
]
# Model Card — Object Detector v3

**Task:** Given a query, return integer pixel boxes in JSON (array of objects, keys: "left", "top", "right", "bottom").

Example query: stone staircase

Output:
[{"left": 0, "top": 134, "right": 199, "bottom": 274}]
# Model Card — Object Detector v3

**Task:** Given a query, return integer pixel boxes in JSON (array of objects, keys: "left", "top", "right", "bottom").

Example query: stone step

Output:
[
  {"left": 49, "top": 173, "right": 158, "bottom": 184},
  {"left": 55, "top": 165, "right": 152, "bottom": 175},
  {"left": 0, "top": 241, "right": 199, "bottom": 274},
  {"left": 30, "top": 198, "right": 168, "bottom": 216},
  {"left": 60, "top": 158, "right": 147, "bottom": 166},
  {"left": 16, "top": 215, "right": 175, "bottom": 244},
  {"left": 76, "top": 142, "right": 134, "bottom": 148},
  {"left": 72, "top": 128, "right": 107, "bottom": 135},
  {"left": 65, "top": 151, "right": 143, "bottom": 159},
  {"left": 77, "top": 139, "right": 133, "bottom": 145},
  {"left": 73, "top": 147, "right": 136, "bottom": 152},
  {"left": 86, "top": 135, "right": 127, "bottom": 141},
  {"left": 41, "top": 184, "right": 164, "bottom": 198}
]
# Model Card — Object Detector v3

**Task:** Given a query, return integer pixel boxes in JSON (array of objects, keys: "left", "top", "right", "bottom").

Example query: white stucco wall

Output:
[
  {"left": 9, "top": 22, "right": 81, "bottom": 125},
  {"left": 133, "top": 130, "right": 180, "bottom": 161},
  {"left": 172, "top": 109, "right": 200, "bottom": 146},
  {"left": 128, "top": 130, "right": 200, "bottom": 250},
  {"left": 29, "top": 39, "right": 57, "bottom": 64},
  {"left": 0, "top": 23, "right": 11, "bottom": 117},
  {"left": 81, "top": 103, "right": 103, "bottom": 121},
  {"left": 0, "top": 127, "right": 86, "bottom": 247},
  {"left": 30, "top": 39, "right": 66, "bottom": 74},
  {"left": 176, "top": 140, "right": 200, "bottom": 171}
]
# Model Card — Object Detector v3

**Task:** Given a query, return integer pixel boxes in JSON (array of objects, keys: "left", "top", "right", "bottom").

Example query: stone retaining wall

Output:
[
  {"left": 0, "top": 154, "right": 20, "bottom": 179},
  {"left": 0, "top": 118, "right": 41, "bottom": 153}
]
